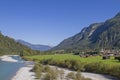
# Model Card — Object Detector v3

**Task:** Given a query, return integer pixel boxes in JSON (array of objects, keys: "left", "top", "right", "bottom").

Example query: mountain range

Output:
[
  {"left": 17, "top": 40, "right": 52, "bottom": 51},
  {"left": 1, "top": 12, "right": 120, "bottom": 54},
  {"left": 53, "top": 12, "right": 120, "bottom": 52}
]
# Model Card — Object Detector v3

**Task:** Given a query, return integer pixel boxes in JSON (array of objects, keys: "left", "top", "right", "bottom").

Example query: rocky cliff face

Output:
[{"left": 53, "top": 12, "right": 120, "bottom": 51}]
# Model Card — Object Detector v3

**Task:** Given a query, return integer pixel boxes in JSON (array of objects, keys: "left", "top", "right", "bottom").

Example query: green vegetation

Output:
[
  {"left": 66, "top": 72, "right": 75, "bottom": 79},
  {"left": 25, "top": 54, "right": 120, "bottom": 79},
  {"left": 26, "top": 54, "right": 120, "bottom": 65},
  {"left": 32, "top": 63, "right": 91, "bottom": 80},
  {"left": 44, "top": 68, "right": 58, "bottom": 80},
  {"left": 66, "top": 71, "right": 91, "bottom": 80},
  {"left": 0, "top": 32, "right": 40, "bottom": 56},
  {"left": 53, "top": 12, "right": 120, "bottom": 52},
  {"left": 32, "top": 63, "right": 58, "bottom": 79},
  {"left": 74, "top": 71, "right": 91, "bottom": 80},
  {"left": 32, "top": 63, "right": 43, "bottom": 78}
]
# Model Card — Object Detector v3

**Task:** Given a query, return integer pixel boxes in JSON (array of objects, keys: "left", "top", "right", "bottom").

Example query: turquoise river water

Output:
[{"left": 0, "top": 56, "right": 24, "bottom": 80}]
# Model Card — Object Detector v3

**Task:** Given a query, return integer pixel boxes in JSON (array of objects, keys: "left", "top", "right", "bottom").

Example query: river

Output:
[{"left": 0, "top": 56, "right": 24, "bottom": 80}]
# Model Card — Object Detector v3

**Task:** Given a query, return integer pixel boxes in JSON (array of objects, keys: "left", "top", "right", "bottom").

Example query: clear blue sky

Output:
[{"left": 0, "top": 0, "right": 120, "bottom": 46}]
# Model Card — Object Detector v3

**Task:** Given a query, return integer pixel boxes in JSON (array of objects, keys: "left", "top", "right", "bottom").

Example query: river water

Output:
[{"left": 0, "top": 56, "right": 24, "bottom": 80}]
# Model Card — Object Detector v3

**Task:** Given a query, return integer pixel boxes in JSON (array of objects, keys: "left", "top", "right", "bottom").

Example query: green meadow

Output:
[
  {"left": 26, "top": 54, "right": 120, "bottom": 65},
  {"left": 25, "top": 54, "right": 120, "bottom": 79}
]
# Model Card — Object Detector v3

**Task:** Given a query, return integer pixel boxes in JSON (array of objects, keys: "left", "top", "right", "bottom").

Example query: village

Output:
[{"left": 78, "top": 49, "right": 120, "bottom": 61}]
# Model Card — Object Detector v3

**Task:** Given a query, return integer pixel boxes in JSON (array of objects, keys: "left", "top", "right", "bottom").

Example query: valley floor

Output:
[{"left": 0, "top": 55, "right": 119, "bottom": 80}]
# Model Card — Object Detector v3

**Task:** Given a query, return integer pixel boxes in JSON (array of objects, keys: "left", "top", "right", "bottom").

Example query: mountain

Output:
[
  {"left": 17, "top": 40, "right": 52, "bottom": 51},
  {"left": 53, "top": 12, "right": 120, "bottom": 52},
  {"left": 0, "top": 32, "right": 36, "bottom": 56}
]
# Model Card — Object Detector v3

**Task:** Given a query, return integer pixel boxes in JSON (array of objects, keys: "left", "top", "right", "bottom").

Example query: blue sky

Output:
[{"left": 0, "top": 0, "right": 120, "bottom": 46}]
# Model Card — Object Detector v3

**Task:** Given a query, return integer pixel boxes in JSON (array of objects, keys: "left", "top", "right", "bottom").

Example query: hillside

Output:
[
  {"left": 17, "top": 40, "right": 52, "bottom": 51},
  {"left": 53, "top": 12, "right": 120, "bottom": 52},
  {"left": 0, "top": 32, "right": 37, "bottom": 56}
]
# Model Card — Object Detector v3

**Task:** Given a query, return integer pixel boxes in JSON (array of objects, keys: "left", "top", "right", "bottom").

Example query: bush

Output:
[
  {"left": 42, "top": 65, "right": 51, "bottom": 72},
  {"left": 74, "top": 71, "right": 91, "bottom": 80},
  {"left": 44, "top": 68, "right": 58, "bottom": 80},
  {"left": 32, "top": 63, "right": 43, "bottom": 79},
  {"left": 30, "top": 57, "right": 120, "bottom": 79},
  {"left": 66, "top": 72, "right": 75, "bottom": 79}
]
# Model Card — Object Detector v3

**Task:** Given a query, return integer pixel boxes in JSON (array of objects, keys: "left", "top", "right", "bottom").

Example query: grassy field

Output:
[
  {"left": 25, "top": 54, "right": 120, "bottom": 79},
  {"left": 25, "top": 54, "right": 120, "bottom": 65}
]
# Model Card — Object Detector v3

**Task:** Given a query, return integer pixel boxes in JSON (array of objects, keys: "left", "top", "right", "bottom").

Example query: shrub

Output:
[
  {"left": 42, "top": 65, "right": 51, "bottom": 72},
  {"left": 44, "top": 68, "right": 58, "bottom": 80},
  {"left": 32, "top": 63, "right": 43, "bottom": 79},
  {"left": 84, "top": 62, "right": 102, "bottom": 73},
  {"left": 74, "top": 71, "right": 91, "bottom": 80},
  {"left": 66, "top": 72, "right": 75, "bottom": 79}
]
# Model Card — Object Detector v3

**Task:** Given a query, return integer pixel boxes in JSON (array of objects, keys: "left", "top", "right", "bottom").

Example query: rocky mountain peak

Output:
[{"left": 52, "top": 12, "right": 120, "bottom": 51}]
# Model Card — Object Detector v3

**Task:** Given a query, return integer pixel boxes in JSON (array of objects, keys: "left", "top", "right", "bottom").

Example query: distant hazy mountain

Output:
[
  {"left": 17, "top": 40, "right": 52, "bottom": 51},
  {"left": 53, "top": 12, "right": 120, "bottom": 51}
]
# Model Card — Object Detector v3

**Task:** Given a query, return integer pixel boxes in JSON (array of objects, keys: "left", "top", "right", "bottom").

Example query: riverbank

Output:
[
  {"left": 26, "top": 54, "right": 120, "bottom": 79},
  {"left": 0, "top": 55, "right": 36, "bottom": 80},
  {"left": 12, "top": 63, "right": 35, "bottom": 80},
  {"left": 0, "top": 55, "right": 18, "bottom": 62},
  {"left": 48, "top": 65, "right": 119, "bottom": 80}
]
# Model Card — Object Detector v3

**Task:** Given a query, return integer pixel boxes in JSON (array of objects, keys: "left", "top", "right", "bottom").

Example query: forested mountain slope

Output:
[
  {"left": 53, "top": 12, "right": 120, "bottom": 52},
  {"left": 0, "top": 32, "right": 37, "bottom": 56}
]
